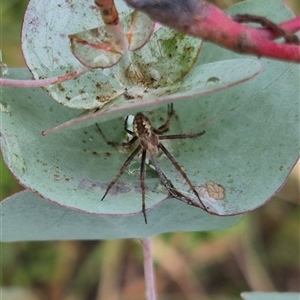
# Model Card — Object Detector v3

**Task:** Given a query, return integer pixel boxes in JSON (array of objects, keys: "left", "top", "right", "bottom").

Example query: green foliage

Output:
[
  {"left": 1, "top": 0, "right": 299, "bottom": 240},
  {"left": 0, "top": 0, "right": 299, "bottom": 298},
  {"left": 241, "top": 292, "right": 300, "bottom": 300}
]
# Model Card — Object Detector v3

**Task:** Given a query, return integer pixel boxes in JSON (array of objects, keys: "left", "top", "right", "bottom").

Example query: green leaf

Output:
[
  {"left": 1, "top": 0, "right": 298, "bottom": 241},
  {"left": 21, "top": 0, "right": 202, "bottom": 109},
  {"left": 125, "top": 10, "right": 155, "bottom": 51},
  {"left": 3, "top": 68, "right": 240, "bottom": 219},
  {"left": 0, "top": 190, "right": 241, "bottom": 241},
  {"left": 241, "top": 292, "right": 300, "bottom": 300},
  {"left": 21, "top": 0, "right": 128, "bottom": 109},
  {"left": 42, "top": 58, "right": 262, "bottom": 135},
  {"left": 69, "top": 10, "right": 155, "bottom": 68}
]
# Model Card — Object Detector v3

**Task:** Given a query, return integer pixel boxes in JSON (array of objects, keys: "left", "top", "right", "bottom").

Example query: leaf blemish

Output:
[{"left": 196, "top": 182, "right": 226, "bottom": 202}]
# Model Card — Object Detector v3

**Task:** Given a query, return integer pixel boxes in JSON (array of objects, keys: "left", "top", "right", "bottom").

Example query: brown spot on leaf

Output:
[{"left": 197, "top": 181, "right": 226, "bottom": 201}]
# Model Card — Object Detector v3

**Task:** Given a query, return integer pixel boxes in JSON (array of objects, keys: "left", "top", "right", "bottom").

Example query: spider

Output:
[{"left": 96, "top": 104, "right": 207, "bottom": 224}]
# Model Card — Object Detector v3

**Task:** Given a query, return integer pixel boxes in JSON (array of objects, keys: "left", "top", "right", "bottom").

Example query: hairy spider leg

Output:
[
  {"left": 158, "top": 131, "right": 207, "bottom": 210},
  {"left": 154, "top": 103, "right": 174, "bottom": 134},
  {"left": 150, "top": 154, "right": 195, "bottom": 206},
  {"left": 96, "top": 119, "right": 150, "bottom": 224},
  {"left": 158, "top": 131, "right": 205, "bottom": 140},
  {"left": 100, "top": 144, "right": 141, "bottom": 201},
  {"left": 140, "top": 149, "right": 148, "bottom": 223},
  {"left": 96, "top": 121, "right": 140, "bottom": 200},
  {"left": 96, "top": 120, "right": 136, "bottom": 147}
]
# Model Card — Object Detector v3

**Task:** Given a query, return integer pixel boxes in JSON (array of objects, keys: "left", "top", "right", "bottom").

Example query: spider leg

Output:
[
  {"left": 159, "top": 130, "right": 205, "bottom": 140},
  {"left": 150, "top": 154, "right": 196, "bottom": 206},
  {"left": 96, "top": 123, "right": 138, "bottom": 147},
  {"left": 158, "top": 143, "right": 208, "bottom": 211},
  {"left": 153, "top": 103, "right": 174, "bottom": 135},
  {"left": 124, "top": 116, "right": 134, "bottom": 135},
  {"left": 140, "top": 149, "right": 148, "bottom": 224},
  {"left": 101, "top": 145, "right": 141, "bottom": 201}
]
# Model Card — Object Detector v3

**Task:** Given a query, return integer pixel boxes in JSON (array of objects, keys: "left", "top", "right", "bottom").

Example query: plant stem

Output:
[
  {"left": 95, "top": 0, "right": 129, "bottom": 53},
  {"left": 0, "top": 66, "right": 90, "bottom": 87},
  {"left": 124, "top": 0, "right": 300, "bottom": 63},
  {"left": 142, "top": 237, "right": 157, "bottom": 300}
]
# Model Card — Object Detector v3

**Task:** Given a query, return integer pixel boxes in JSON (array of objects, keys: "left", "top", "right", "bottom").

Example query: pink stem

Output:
[
  {"left": 0, "top": 67, "right": 90, "bottom": 87},
  {"left": 142, "top": 237, "right": 157, "bottom": 300},
  {"left": 125, "top": 0, "right": 300, "bottom": 63},
  {"left": 187, "top": 4, "right": 300, "bottom": 62}
]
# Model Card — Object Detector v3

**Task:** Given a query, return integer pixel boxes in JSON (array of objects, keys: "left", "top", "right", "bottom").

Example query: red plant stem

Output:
[
  {"left": 124, "top": 0, "right": 300, "bottom": 63},
  {"left": 0, "top": 67, "right": 90, "bottom": 87},
  {"left": 94, "top": 0, "right": 129, "bottom": 54},
  {"left": 188, "top": 4, "right": 300, "bottom": 62},
  {"left": 94, "top": 0, "right": 119, "bottom": 25}
]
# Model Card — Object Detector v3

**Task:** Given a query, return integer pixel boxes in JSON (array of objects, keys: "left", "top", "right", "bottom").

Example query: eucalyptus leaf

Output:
[
  {"left": 69, "top": 28, "right": 125, "bottom": 68},
  {"left": 69, "top": 11, "right": 155, "bottom": 68},
  {"left": 125, "top": 10, "right": 154, "bottom": 51},
  {"left": 21, "top": 0, "right": 128, "bottom": 109},
  {"left": 1, "top": 0, "right": 299, "bottom": 241},
  {"left": 0, "top": 190, "right": 241, "bottom": 241},
  {"left": 42, "top": 58, "right": 262, "bottom": 135},
  {"left": 21, "top": 0, "right": 202, "bottom": 109},
  {"left": 241, "top": 292, "right": 300, "bottom": 300},
  {"left": 190, "top": 0, "right": 300, "bottom": 213}
]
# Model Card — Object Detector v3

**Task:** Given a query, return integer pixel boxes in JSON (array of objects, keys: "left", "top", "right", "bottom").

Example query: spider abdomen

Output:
[{"left": 133, "top": 113, "right": 160, "bottom": 155}]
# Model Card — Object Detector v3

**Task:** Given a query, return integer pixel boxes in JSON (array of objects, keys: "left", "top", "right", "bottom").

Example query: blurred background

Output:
[{"left": 1, "top": 0, "right": 299, "bottom": 299}]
